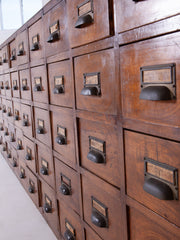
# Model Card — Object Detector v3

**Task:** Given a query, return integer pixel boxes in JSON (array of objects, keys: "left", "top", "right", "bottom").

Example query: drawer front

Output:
[
  {"left": 128, "top": 206, "right": 180, "bottom": 240},
  {"left": 5, "top": 100, "right": 13, "bottom": 123},
  {"left": 3, "top": 119, "right": 9, "bottom": 141},
  {"left": 67, "top": 0, "right": 113, "bottom": 48},
  {"left": 18, "top": 160, "right": 27, "bottom": 189},
  {"left": 48, "top": 60, "right": 73, "bottom": 108},
  {"left": 4, "top": 74, "right": 11, "bottom": 98},
  {"left": 21, "top": 104, "right": 33, "bottom": 138},
  {"left": 0, "top": 51, "right": 3, "bottom": 72},
  {"left": 51, "top": 107, "right": 76, "bottom": 169},
  {"left": 19, "top": 69, "right": 32, "bottom": 101},
  {"left": 2, "top": 45, "right": 9, "bottom": 70},
  {"left": 59, "top": 202, "right": 83, "bottom": 240},
  {"left": 24, "top": 136, "right": 36, "bottom": 173},
  {"left": 43, "top": 1, "right": 69, "bottom": 57},
  {"left": 16, "top": 30, "right": 29, "bottom": 65},
  {"left": 41, "top": 179, "right": 59, "bottom": 238},
  {"left": 85, "top": 226, "right": 102, "bottom": 240},
  {"left": 2, "top": 98, "right": 7, "bottom": 118},
  {"left": 121, "top": 33, "right": 180, "bottom": 127},
  {"left": 79, "top": 118, "right": 120, "bottom": 187},
  {"left": 55, "top": 157, "right": 80, "bottom": 213},
  {"left": 82, "top": 172, "right": 122, "bottom": 240},
  {"left": 10, "top": 147, "right": 19, "bottom": 175},
  {"left": 26, "top": 168, "right": 39, "bottom": 207},
  {"left": 116, "top": 0, "right": 180, "bottom": 33},
  {"left": 29, "top": 19, "right": 44, "bottom": 62},
  {"left": 10, "top": 39, "right": 17, "bottom": 68},
  {"left": 16, "top": 128, "right": 24, "bottom": 162},
  {"left": 0, "top": 75, "right": 5, "bottom": 96},
  {"left": 8, "top": 123, "right": 16, "bottom": 149},
  {"left": 13, "top": 101, "right": 21, "bottom": 128},
  {"left": 11, "top": 71, "right": 20, "bottom": 98},
  {"left": 34, "top": 107, "right": 51, "bottom": 146},
  {"left": 75, "top": 49, "right": 116, "bottom": 114},
  {"left": 6, "top": 144, "right": 12, "bottom": 162},
  {"left": 31, "top": 65, "right": 48, "bottom": 104},
  {"left": 125, "top": 130, "right": 180, "bottom": 226},
  {"left": 37, "top": 143, "right": 55, "bottom": 188}
]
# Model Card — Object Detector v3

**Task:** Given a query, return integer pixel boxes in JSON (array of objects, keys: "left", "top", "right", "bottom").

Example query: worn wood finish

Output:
[
  {"left": 19, "top": 69, "right": 32, "bottom": 101},
  {"left": 21, "top": 104, "right": 33, "bottom": 138},
  {"left": 11, "top": 71, "right": 20, "bottom": 98},
  {"left": 24, "top": 136, "right": 36, "bottom": 173}
]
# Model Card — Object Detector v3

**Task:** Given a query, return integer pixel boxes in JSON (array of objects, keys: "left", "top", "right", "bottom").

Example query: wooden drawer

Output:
[
  {"left": 85, "top": 226, "right": 102, "bottom": 240},
  {"left": 1, "top": 141, "right": 7, "bottom": 157},
  {"left": 9, "top": 39, "right": 17, "bottom": 68},
  {"left": 2, "top": 98, "right": 7, "bottom": 118},
  {"left": 21, "top": 104, "right": 33, "bottom": 138},
  {"left": 37, "top": 142, "right": 55, "bottom": 188},
  {"left": 41, "top": 179, "right": 59, "bottom": 238},
  {"left": 3, "top": 119, "right": 9, "bottom": 141},
  {"left": 67, "top": 0, "right": 113, "bottom": 48},
  {"left": 2, "top": 45, "right": 9, "bottom": 70},
  {"left": 10, "top": 147, "right": 19, "bottom": 175},
  {"left": 0, "top": 75, "right": 5, "bottom": 96},
  {"left": 82, "top": 171, "right": 122, "bottom": 240},
  {"left": 48, "top": 60, "right": 73, "bottom": 108},
  {"left": 26, "top": 168, "right": 39, "bottom": 208},
  {"left": 16, "top": 30, "right": 29, "bottom": 65},
  {"left": 128, "top": 206, "right": 180, "bottom": 240},
  {"left": 16, "top": 128, "right": 24, "bottom": 162},
  {"left": 11, "top": 71, "right": 20, "bottom": 98},
  {"left": 125, "top": 130, "right": 180, "bottom": 227},
  {"left": 5, "top": 100, "right": 13, "bottom": 123},
  {"left": 34, "top": 107, "right": 51, "bottom": 146},
  {"left": 31, "top": 65, "right": 48, "bottom": 104},
  {"left": 51, "top": 107, "right": 76, "bottom": 169},
  {"left": 24, "top": 136, "right": 36, "bottom": 173},
  {"left": 18, "top": 160, "right": 27, "bottom": 189},
  {"left": 55, "top": 157, "right": 80, "bottom": 214},
  {"left": 116, "top": 0, "right": 180, "bottom": 33},
  {"left": 120, "top": 32, "right": 180, "bottom": 128},
  {"left": 4, "top": 74, "right": 11, "bottom": 98},
  {"left": 29, "top": 19, "right": 44, "bottom": 62},
  {"left": 13, "top": 101, "right": 21, "bottom": 129},
  {"left": 43, "top": 0, "right": 69, "bottom": 58},
  {"left": 59, "top": 202, "right": 83, "bottom": 240},
  {"left": 79, "top": 118, "right": 120, "bottom": 187},
  {"left": 75, "top": 49, "right": 116, "bottom": 114},
  {"left": 6, "top": 144, "right": 13, "bottom": 163},
  {"left": 8, "top": 123, "right": 16, "bottom": 149},
  {"left": 0, "top": 50, "right": 3, "bottom": 72},
  {"left": 19, "top": 69, "right": 32, "bottom": 101}
]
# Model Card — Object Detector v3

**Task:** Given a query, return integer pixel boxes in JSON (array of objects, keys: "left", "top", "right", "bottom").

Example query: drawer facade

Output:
[
  {"left": 79, "top": 118, "right": 120, "bottom": 187},
  {"left": 125, "top": 130, "right": 180, "bottom": 227},
  {"left": 21, "top": 104, "right": 33, "bottom": 138},
  {"left": 85, "top": 226, "right": 102, "bottom": 240},
  {"left": 16, "top": 30, "right": 29, "bottom": 65},
  {"left": 75, "top": 49, "right": 116, "bottom": 114},
  {"left": 5, "top": 100, "right": 13, "bottom": 123},
  {"left": 55, "top": 157, "right": 80, "bottom": 214},
  {"left": 10, "top": 147, "right": 19, "bottom": 175},
  {"left": 11, "top": 71, "right": 20, "bottom": 98},
  {"left": 4, "top": 74, "right": 11, "bottom": 98},
  {"left": 8, "top": 123, "right": 16, "bottom": 149},
  {"left": 31, "top": 65, "right": 48, "bottom": 104},
  {"left": 48, "top": 60, "right": 73, "bottom": 108},
  {"left": 9, "top": 39, "right": 17, "bottom": 68},
  {"left": 34, "top": 107, "right": 51, "bottom": 146},
  {"left": 2, "top": 45, "right": 9, "bottom": 70},
  {"left": 18, "top": 160, "right": 27, "bottom": 189},
  {"left": 67, "top": 0, "right": 113, "bottom": 48},
  {"left": 19, "top": 69, "right": 32, "bottom": 101},
  {"left": 13, "top": 101, "right": 21, "bottom": 128},
  {"left": 0, "top": 75, "right": 5, "bottom": 96},
  {"left": 51, "top": 107, "right": 76, "bottom": 169},
  {"left": 24, "top": 136, "right": 36, "bottom": 173},
  {"left": 26, "top": 168, "right": 39, "bottom": 207},
  {"left": 16, "top": 128, "right": 24, "bottom": 161}
]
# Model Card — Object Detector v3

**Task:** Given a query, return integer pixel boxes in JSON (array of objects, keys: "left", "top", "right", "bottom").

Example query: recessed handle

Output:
[
  {"left": 87, "top": 149, "right": 105, "bottom": 164},
  {"left": 55, "top": 135, "right": 66, "bottom": 145},
  {"left": 143, "top": 177, "right": 174, "bottom": 200},
  {"left": 25, "top": 153, "right": 31, "bottom": 161},
  {"left": 7, "top": 112, "right": 11, "bottom": 117},
  {"left": 5, "top": 85, "right": 9, "bottom": 90},
  {"left": 64, "top": 229, "right": 75, "bottom": 240},
  {"left": 2, "top": 109, "right": 6, "bottom": 113},
  {"left": 40, "top": 166, "right": 48, "bottom": 175},
  {"left": 43, "top": 203, "right": 52, "bottom": 213},
  {"left": 60, "top": 183, "right": 70, "bottom": 196},
  {"left": 19, "top": 172, "right": 25, "bottom": 179},
  {"left": 0, "top": 85, "right": 4, "bottom": 89},
  {"left": 140, "top": 86, "right": 173, "bottom": 101},
  {"left": 2, "top": 146, "right": 6, "bottom": 151},
  {"left": 17, "top": 49, "right": 24, "bottom": 56},
  {"left": 81, "top": 86, "right": 100, "bottom": 96},
  {"left": 10, "top": 136, "right": 15, "bottom": 142},
  {"left": 0, "top": 126, "right": 3, "bottom": 131},
  {"left": 75, "top": 14, "right": 93, "bottom": 28},
  {"left": 17, "top": 144, "right": 22, "bottom": 150},
  {"left": 22, "top": 119, "right": 28, "bottom": 127},
  {"left": 47, "top": 32, "right": 59, "bottom": 43},
  {"left": 12, "top": 161, "right": 17, "bottom": 167},
  {"left": 21, "top": 85, "right": 28, "bottom": 91},
  {"left": 12, "top": 85, "right": 18, "bottom": 91},
  {"left": 33, "top": 85, "right": 42, "bottom": 92},
  {"left": 14, "top": 115, "right": 19, "bottom": 121},
  {"left": 53, "top": 86, "right": 64, "bottom": 94},
  {"left": 91, "top": 210, "right": 107, "bottom": 228},
  {"left": 10, "top": 55, "right": 16, "bottom": 61},
  {"left": 28, "top": 186, "right": 34, "bottom": 194},
  {"left": 30, "top": 43, "right": 39, "bottom": 51},
  {"left": 7, "top": 153, "right": 11, "bottom": 158},
  {"left": 36, "top": 127, "right": 44, "bottom": 134},
  {"left": 4, "top": 131, "right": 8, "bottom": 136}
]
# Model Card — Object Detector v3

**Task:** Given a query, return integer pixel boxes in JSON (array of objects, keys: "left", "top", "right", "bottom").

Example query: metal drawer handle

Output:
[
  {"left": 14, "top": 115, "right": 19, "bottom": 121},
  {"left": 140, "top": 86, "right": 173, "bottom": 101},
  {"left": 10, "top": 55, "right": 16, "bottom": 61},
  {"left": 19, "top": 172, "right": 25, "bottom": 179},
  {"left": 43, "top": 203, "right": 52, "bottom": 213},
  {"left": 5, "top": 85, "right": 9, "bottom": 90},
  {"left": 21, "top": 85, "right": 28, "bottom": 91},
  {"left": 12, "top": 160, "right": 17, "bottom": 167},
  {"left": 30, "top": 42, "right": 39, "bottom": 51},
  {"left": 53, "top": 86, "right": 64, "bottom": 94},
  {"left": 25, "top": 153, "right": 31, "bottom": 161},
  {"left": 7, "top": 153, "right": 11, "bottom": 158},
  {"left": 60, "top": 183, "right": 70, "bottom": 196},
  {"left": 22, "top": 119, "right": 28, "bottom": 127},
  {"left": 17, "top": 49, "right": 24, "bottom": 56},
  {"left": 64, "top": 229, "right": 75, "bottom": 240},
  {"left": 75, "top": 14, "right": 93, "bottom": 28},
  {"left": 87, "top": 149, "right": 105, "bottom": 164},
  {"left": 81, "top": 86, "right": 100, "bottom": 96},
  {"left": 28, "top": 186, "right": 34, "bottom": 194},
  {"left": 36, "top": 127, "right": 44, "bottom": 134},
  {"left": 33, "top": 85, "right": 42, "bottom": 92},
  {"left": 47, "top": 32, "right": 59, "bottom": 43},
  {"left": 12, "top": 85, "right": 18, "bottom": 90},
  {"left": 56, "top": 135, "right": 66, "bottom": 145},
  {"left": 10, "top": 136, "right": 15, "bottom": 142},
  {"left": 91, "top": 210, "right": 107, "bottom": 228},
  {"left": 40, "top": 166, "right": 48, "bottom": 175}
]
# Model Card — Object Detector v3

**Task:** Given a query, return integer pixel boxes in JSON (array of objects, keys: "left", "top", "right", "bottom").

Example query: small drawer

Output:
[
  {"left": 120, "top": 33, "right": 180, "bottom": 127},
  {"left": 48, "top": 60, "right": 73, "bottom": 108},
  {"left": 29, "top": 19, "right": 44, "bottom": 62},
  {"left": 67, "top": 0, "right": 113, "bottom": 48},
  {"left": 16, "top": 128, "right": 24, "bottom": 162},
  {"left": 19, "top": 69, "right": 32, "bottom": 101},
  {"left": 43, "top": 0, "right": 69, "bottom": 57},
  {"left": 13, "top": 101, "right": 21, "bottom": 128},
  {"left": 0, "top": 75, "right": 5, "bottom": 96},
  {"left": 26, "top": 168, "right": 39, "bottom": 208},
  {"left": 10, "top": 147, "right": 19, "bottom": 175},
  {"left": 59, "top": 202, "right": 83, "bottom": 240},
  {"left": 6, "top": 145, "right": 13, "bottom": 162},
  {"left": 85, "top": 226, "right": 102, "bottom": 240},
  {"left": 3, "top": 119, "right": 9, "bottom": 141},
  {"left": 11, "top": 71, "right": 20, "bottom": 98},
  {"left": 2, "top": 98, "right": 7, "bottom": 118},
  {"left": 34, "top": 107, "right": 51, "bottom": 146},
  {"left": 5, "top": 100, "right": 13, "bottom": 123},
  {"left": 0, "top": 51, "right": 3, "bottom": 72},
  {"left": 8, "top": 123, "right": 16, "bottom": 148},
  {"left": 0, "top": 120, "right": 4, "bottom": 134},
  {"left": 4, "top": 74, "right": 11, "bottom": 98},
  {"left": 79, "top": 118, "right": 120, "bottom": 187},
  {"left": 31, "top": 65, "right": 48, "bottom": 104},
  {"left": 16, "top": 30, "right": 29, "bottom": 65},
  {"left": 82, "top": 171, "right": 122, "bottom": 240},
  {"left": 75, "top": 49, "right": 116, "bottom": 114},
  {"left": 9, "top": 39, "right": 17, "bottom": 68},
  {"left": 1, "top": 141, "right": 7, "bottom": 157},
  {"left": 21, "top": 104, "right": 33, "bottom": 138},
  {"left": 24, "top": 136, "right": 36, "bottom": 173},
  {"left": 37, "top": 142, "right": 55, "bottom": 188},
  {"left": 41, "top": 179, "right": 59, "bottom": 238},
  {"left": 2, "top": 45, "right": 9, "bottom": 70},
  {"left": 51, "top": 107, "right": 76, "bottom": 169},
  {"left": 116, "top": 0, "right": 180, "bottom": 33},
  {"left": 18, "top": 160, "right": 27, "bottom": 189},
  {"left": 128, "top": 206, "right": 180, "bottom": 240},
  {"left": 55, "top": 157, "right": 80, "bottom": 214},
  {"left": 125, "top": 130, "right": 180, "bottom": 227}
]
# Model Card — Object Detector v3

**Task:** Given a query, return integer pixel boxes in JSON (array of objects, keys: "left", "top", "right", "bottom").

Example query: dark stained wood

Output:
[
  {"left": 16, "top": 127, "right": 24, "bottom": 162},
  {"left": 19, "top": 68, "right": 32, "bottom": 101},
  {"left": 21, "top": 103, "right": 33, "bottom": 138},
  {"left": 24, "top": 136, "right": 36, "bottom": 173},
  {"left": 26, "top": 167, "right": 39, "bottom": 207}
]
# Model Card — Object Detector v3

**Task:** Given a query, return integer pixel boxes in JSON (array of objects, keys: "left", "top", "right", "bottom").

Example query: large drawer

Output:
[
  {"left": 75, "top": 49, "right": 116, "bottom": 114},
  {"left": 19, "top": 69, "right": 32, "bottom": 101},
  {"left": 125, "top": 130, "right": 180, "bottom": 227},
  {"left": 78, "top": 118, "right": 120, "bottom": 187},
  {"left": 120, "top": 32, "right": 180, "bottom": 128},
  {"left": 67, "top": 0, "right": 113, "bottom": 48}
]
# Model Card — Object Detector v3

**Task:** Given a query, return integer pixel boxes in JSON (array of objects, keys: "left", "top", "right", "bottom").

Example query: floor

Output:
[{"left": 0, "top": 154, "right": 57, "bottom": 240}]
